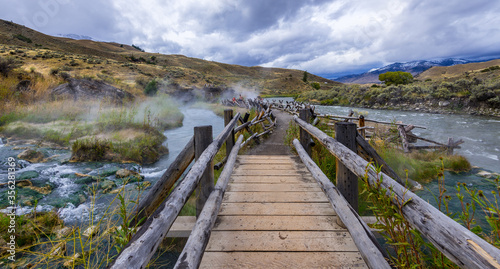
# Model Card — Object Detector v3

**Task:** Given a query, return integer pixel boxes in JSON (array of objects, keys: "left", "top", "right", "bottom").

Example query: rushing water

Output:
[{"left": 0, "top": 107, "right": 224, "bottom": 225}]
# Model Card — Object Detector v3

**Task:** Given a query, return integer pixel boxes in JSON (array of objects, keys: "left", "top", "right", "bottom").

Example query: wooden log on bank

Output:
[
  {"left": 292, "top": 139, "right": 391, "bottom": 269},
  {"left": 110, "top": 114, "right": 240, "bottom": 269},
  {"left": 174, "top": 135, "right": 244, "bottom": 269},
  {"left": 356, "top": 134, "right": 421, "bottom": 190},
  {"left": 294, "top": 115, "right": 500, "bottom": 269},
  {"left": 397, "top": 125, "right": 410, "bottom": 153},
  {"left": 130, "top": 137, "right": 194, "bottom": 226}
]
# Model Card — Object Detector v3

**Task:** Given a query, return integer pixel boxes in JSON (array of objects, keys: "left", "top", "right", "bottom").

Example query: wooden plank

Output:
[
  {"left": 200, "top": 252, "right": 367, "bottom": 269},
  {"left": 239, "top": 155, "right": 293, "bottom": 160},
  {"left": 230, "top": 175, "right": 315, "bottom": 184},
  {"left": 234, "top": 164, "right": 296, "bottom": 170},
  {"left": 166, "top": 216, "right": 196, "bottom": 238},
  {"left": 205, "top": 231, "right": 358, "bottom": 252},
  {"left": 227, "top": 183, "right": 321, "bottom": 192},
  {"left": 232, "top": 170, "right": 304, "bottom": 176},
  {"left": 213, "top": 215, "right": 344, "bottom": 231},
  {"left": 223, "top": 191, "right": 329, "bottom": 203},
  {"left": 218, "top": 202, "right": 336, "bottom": 216}
]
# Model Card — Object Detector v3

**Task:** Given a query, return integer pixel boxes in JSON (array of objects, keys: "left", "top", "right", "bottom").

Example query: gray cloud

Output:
[{"left": 1, "top": 0, "right": 500, "bottom": 78}]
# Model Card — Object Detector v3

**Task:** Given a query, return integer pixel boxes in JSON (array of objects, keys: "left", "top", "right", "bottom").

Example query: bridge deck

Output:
[{"left": 199, "top": 155, "right": 367, "bottom": 268}]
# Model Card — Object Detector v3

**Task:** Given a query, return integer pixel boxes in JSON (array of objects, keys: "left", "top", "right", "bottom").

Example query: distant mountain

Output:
[
  {"left": 336, "top": 58, "right": 472, "bottom": 84},
  {"left": 57, "top": 34, "right": 94, "bottom": 40}
]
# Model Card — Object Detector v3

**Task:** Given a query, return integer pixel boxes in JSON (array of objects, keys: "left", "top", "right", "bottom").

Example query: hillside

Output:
[
  {"left": 417, "top": 59, "right": 500, "bottom": 81},
  {"left": 0, "top": 19, "right": 337, "bottom": 97}
]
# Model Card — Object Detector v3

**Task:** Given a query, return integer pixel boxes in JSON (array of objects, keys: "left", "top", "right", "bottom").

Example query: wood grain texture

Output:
[
  {"left": 218, "top": 202, "right": 336, "bottom": 216},
  {"left": 200, "top": 252, "right": 367, "bottom": 269},
  {"left": 227, "top": 183, "right": 321, "bottom": 192},
  {"left": 222, "top": 191, "right": 329, "bottom": 203},
  {"left": 205, "top": 231, "right": 358, "bottom": 251},
  {"left": 230, "top": 175, "right": 314, "bottom": 184},
  {"left": 213, "top": 215, "right": 343, "bottom": 231}
]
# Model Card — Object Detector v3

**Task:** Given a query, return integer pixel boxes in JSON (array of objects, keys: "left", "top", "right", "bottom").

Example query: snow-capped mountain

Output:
[{"left": 336, "top": 58, "right": 472, "bottom": 84}]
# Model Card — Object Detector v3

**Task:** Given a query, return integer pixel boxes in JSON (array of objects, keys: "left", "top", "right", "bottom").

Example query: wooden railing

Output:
[
  {"left": 110, "top": 107, "right": 276, "bottom": 269},
  {"left": 293, "top": 111, "right": 500, "bottom": 269}
]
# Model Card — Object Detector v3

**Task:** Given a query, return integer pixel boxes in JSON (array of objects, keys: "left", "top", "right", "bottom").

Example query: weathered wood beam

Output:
[
  {"left": 294, "top": 115, "right": 500, "bottom": 269},
  {"left": 335, "top": 122, "right": 358, "bottom": 212},
  {"left": 292, "top": 139, "right": 391, "bottom": 269},
  {"left": 110, "top": 113, "right": 240, "bottom": 269},
  {"left": 130, "top": 137, "right": 194, "bottom": 226},
  {"left": 397, "top": 125, "right": 410, "bottom": 153},
  {"left": 174, "top": 135, "right": 244, "bottom": 269},
  {"left": 195, "top": 126, "right": 214, "bottom": 218},
  {"left": 355, "top": 134, "right": 420, "bottom": 190}
]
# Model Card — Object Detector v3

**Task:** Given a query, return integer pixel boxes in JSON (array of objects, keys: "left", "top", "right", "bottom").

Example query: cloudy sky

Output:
[{"left": 1, "top": 0, "right": 500, "bottom": 78}]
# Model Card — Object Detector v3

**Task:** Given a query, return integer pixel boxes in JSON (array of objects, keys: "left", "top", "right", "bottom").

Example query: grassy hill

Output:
[
  {"left": 417, "top": 59, "right": 500, "bottom": 81},
  {"left": 0, "top": 19, "right": 337, "bottom": 98}
]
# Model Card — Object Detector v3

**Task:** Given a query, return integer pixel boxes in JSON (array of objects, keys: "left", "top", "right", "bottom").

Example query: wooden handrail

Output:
[
  {"left": 293, "top": 115, "right": 500, "bottom": 268},
  {"left": 130, "top": 136, "right": 195, "bottom": 226},
  {"left": 174, "top": 135, "right": 244, "bottom": 269},
  {"left": 109, "top": 113, "right": 240, "bottom": 269},
  {"left": 293, "top": 139, "right": 391, "bottom": 268}
]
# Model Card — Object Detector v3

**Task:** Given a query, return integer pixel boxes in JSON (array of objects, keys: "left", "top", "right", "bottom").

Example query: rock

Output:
[
  {"left": 18, "top": 170, "right": 39, "bottom": 180},
  {"left": 83, "top": 225, "right": 98, "bottom": 237},
  {"left": 50, "top": 78, "right": 134, "bottom": 104},
  {"left": 97, "top": 167, "right": 120, "bottom": 177},
  {"left": 16, "top": 179, "right": 33, "bottom": 187},
  {"left": 116, "top": 168, "right": 143, "bottom": 184},
  {"left": 25, "top": 185, "right": 52, "bottom": 195},
  {"left": 439, "top": 101, "right": 451, "bottom": 107},
  {"left": 54, "top": 226, "right": 73, "bottom": 239},
  {"left": 477, "top": 170, "right": 500, "bottom": 179},
  {"left": 99, "top": 180, "right": 117, "bottom": 193},
  {"left": 136, "top": 181, "right": 151, "bottom": 190},
  {"left": 49, "top": 241, "right": 66, "bottom": 257},
  {"left": 115, "top": 168, "right": 138, "bottom": 178},
  {"left": 17, "top": 149, "right": 45, "bottom": 163},
  {"left": 63, "top": 253, "right": 82, "bottom": 268}
]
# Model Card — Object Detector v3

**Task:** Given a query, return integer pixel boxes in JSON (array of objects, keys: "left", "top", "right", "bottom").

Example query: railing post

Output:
[
  {"left": 299, "top": 109, "right": 312, "bottom": 156},
  {"left": 194, "top": 125, "right": 214, "bottom": 218},
  {"left": 358, "top": 115, "right": 365, "bottom": 139},
  {"left": 335, "top": 122, "right": 358, "bottom": 212},
  {"left": 224, "top": 109, "right": 235, "bottom": 160}
]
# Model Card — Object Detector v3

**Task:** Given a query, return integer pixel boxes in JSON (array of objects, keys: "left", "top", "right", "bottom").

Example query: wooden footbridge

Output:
[{"left": 110, "top": 105, "right": 500, "bottom": 269}]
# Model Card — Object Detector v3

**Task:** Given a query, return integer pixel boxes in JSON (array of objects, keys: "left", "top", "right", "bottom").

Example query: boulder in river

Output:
[
  {"left": 50, "top": 78, "right": 134, "bottom": 104},
  {"left": 18, "top": 170, "right": 39, "bottom": 180},
  {"left": 17, "top": 149, "right": 45, "bottom": 163}
]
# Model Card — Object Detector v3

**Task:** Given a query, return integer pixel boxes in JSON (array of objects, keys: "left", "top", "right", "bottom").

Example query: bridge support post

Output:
[
  {"left": 224, "top": 109, "right": 235, "bottom": 160},
  {"left": 299, "top": 109, "right": 312, "bottom": 156},
  {"left": 335, "top": 122, "right": 358, "bottom": 213},
  {"left": 194, "top": 125, "right": 214, "bottom": 218}
]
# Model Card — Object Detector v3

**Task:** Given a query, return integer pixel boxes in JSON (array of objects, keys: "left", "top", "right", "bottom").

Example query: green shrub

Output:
[
  {"left": 144, "top": 79, "right": 158, "bottom": 96},
  {"left": 13, "top": 34, "right": 32, "bottom": 43}
]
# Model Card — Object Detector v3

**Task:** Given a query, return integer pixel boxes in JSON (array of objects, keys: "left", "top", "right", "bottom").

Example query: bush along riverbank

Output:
[{"left": 296, "top": 77, "right": 500, "bottom": 117}]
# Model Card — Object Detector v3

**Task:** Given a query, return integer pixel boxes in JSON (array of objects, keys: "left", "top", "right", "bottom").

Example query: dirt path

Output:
[{"left": 244, "top": 109, "right": 294, "bottom": 155}]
